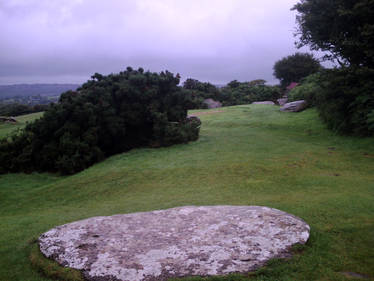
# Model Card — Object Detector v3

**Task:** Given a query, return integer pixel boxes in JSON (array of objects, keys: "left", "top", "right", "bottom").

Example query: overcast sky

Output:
[{"left": 0, "top": 0, "right": 322, "bottom": 85}]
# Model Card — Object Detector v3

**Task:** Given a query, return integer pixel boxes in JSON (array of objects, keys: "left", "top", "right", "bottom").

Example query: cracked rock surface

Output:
[{"left": 39, "top": 206, "right": 310, "bottom": 281}]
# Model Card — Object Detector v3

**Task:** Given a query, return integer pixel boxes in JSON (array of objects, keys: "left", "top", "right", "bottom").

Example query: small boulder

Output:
[
  {"left": 203, "top": 98, "right": 222, "bottom": 109},
  {"left": 277, "top": 98, "right": 288, "bottom": 106},
  {"left": 280, "top": 100, "right": 307, "bottom": 112},
  {"left": 0, "top": 116, "right": 17, "bottom": 123},
  {"left": 251, "top": 101, "right": 275, "bottom": 105}
]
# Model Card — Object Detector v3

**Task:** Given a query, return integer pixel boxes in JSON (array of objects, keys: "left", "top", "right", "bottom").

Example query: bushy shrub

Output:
[
  {"left": 0, "top": 68, "right": 201, "bottom": 174},
  {"left": 288, "top": 72, "right": 324, "bottom": 106},
  {"left": 220, "top": 81, "right": 281, "bottom": 106},
  {"left": 183, "top": 79, "right": 220, "bottom": 109},
  {"left": 183, "top": 78, "right": 281, "bottom": 108},
  {"left": 0, "top": 103, "right": 49, "bottom": 116},
  {"left": 314, "top": 67, "right": 374, "bottom": 136}
]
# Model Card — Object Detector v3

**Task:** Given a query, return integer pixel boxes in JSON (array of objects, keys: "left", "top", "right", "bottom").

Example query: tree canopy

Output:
[
  {"left": 273, "top": 52, "right": 321, "bottom": 87},
  {"left": 0, "top": 68, "right": 201, "bottom": 175},
  {"left": 292, "top": 0, "right": 374, "bottom": 67}
]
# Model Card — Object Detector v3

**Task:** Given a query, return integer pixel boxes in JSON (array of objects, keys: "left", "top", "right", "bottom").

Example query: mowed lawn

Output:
[{"left": 0, "top": 105, "right": 373, "bottom": 281}]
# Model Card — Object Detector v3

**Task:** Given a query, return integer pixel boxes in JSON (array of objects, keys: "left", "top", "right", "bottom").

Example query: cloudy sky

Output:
[{"left": 0, "top": 0, "right": 321, "bottom": 85}]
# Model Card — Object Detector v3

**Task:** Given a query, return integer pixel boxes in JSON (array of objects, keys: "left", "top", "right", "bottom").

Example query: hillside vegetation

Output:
[
  {"left": 0, "top": 112, "right": 43, "bottom": 139},
  {"left": 0, "top": 105, "right": 373, "bottom": 281},
  {"left": 0, "top": 68, "right": 201, "bottom": 175}
]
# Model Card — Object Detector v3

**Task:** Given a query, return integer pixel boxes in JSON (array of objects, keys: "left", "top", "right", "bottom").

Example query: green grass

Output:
[
  {"left": 0, "top": 105, "right": 373, "bottom": 281},
  {"left": 0, "top": 112, "right": 43, "bottom": 139}
]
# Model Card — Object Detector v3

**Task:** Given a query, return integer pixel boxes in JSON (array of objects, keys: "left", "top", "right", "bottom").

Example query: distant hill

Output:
[{"left": 0, "top": 84, "right": 80, "bottom": 99}]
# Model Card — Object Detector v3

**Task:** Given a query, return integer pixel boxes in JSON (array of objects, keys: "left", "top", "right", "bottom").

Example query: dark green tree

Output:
[
  {"left": 227, "top": 80, "right": 240, "bottom": 89},
  {"left": 0, "top": 68, "right": 201, "bottom": 175},
  {"left": 273, "top": 52, "right": 321, "bottom": 87},
  {"left": 292, "top": 0, "right": 374, "bottom": 67},
  {"left": 182, "top": 78, "right": 221, "bottom": 108},
  {"left": 292, "top": 0, "right": 374, "bottom": 136},
  {"left": 248, "top": 79, "right": 266, "bottom": 87}
]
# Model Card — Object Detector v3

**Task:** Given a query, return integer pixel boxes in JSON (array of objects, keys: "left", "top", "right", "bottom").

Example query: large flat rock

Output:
[
  {"left": 39, "top": 206, "right": 310, "bottom": 281},
  {"left": 280, "top": 100, "right": 307, "bottom": 112},
  {"left": 251, "top": 101, "right": 275, "bottom": 105}
]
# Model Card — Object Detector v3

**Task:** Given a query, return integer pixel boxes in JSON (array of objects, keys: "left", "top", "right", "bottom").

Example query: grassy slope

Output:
[
  {"left": 0, "top": 112, "right": 44, "bottom": 139},
  {"left": 0, "top": 106, "right": 373, "bottom": 281}
]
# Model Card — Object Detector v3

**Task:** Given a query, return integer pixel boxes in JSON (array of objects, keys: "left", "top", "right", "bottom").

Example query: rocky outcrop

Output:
[
  {"left": 280, "top": 100, "right": 307, "bottom": 112},
  {"left": 277, "top": 98, "right": 288, "bottom": 106},
  {"left": 0, "top": 116, "right": 17, "bottom": 123},
  {"left": 39, "top": 206, "right": 310, "bottom": 281},
  {"left": 251, "top": 101, "right": 275, "bottom": 105},
  {"left": 203, "top": 98, "right": 222, "bottom": 109}
]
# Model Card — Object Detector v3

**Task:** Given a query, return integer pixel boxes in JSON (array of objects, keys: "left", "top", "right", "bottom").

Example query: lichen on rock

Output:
[{"left": 39, "top": 206, "right": 310, "bottom": 281}]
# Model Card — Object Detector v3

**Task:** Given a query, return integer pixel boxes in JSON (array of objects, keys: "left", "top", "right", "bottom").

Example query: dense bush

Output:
[
  {"left": 0, "top": 68, "right": 201, "bottom": 174},
  {"left": 183, "top": 78, "right": 281, "bottom": 108},
  {"left": 220, "top": 81, "right": 281, "bottom": 106},
  {"left": 314, "top": 67, "right": 374, "bottom": 136},
  {"left": 182, "top": 79, "right": 221, "bottom": 109},
  {"left": 288, "top": 72, "right": 324, "bottom": 106},
  {"left": 0, "top": 103, "right": 49, "bottom": 116}
]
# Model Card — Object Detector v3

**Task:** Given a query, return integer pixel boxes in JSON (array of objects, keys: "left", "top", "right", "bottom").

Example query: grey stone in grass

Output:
[
  {"left": 203, "top": 98, "right": 222, "bottom": 109},
  {"left": 277, "top": 98, "right": 288, "bottom": 106},
  {"left": 251, "top": 101, "right": 275, "bottom": 105},
  {"left": 39, "top": 206, "right": 310, "bottom": 281},
  {"left": 280, "top": 100, "right": 307, "bottom": 112}
]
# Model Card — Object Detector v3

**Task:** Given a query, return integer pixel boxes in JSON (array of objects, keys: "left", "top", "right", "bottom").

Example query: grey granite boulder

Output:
[
  {"left": 203, "top": 98, "right": 222, "bottom": 109},
  {"left": 0, "top": 116, "right": 17, "bottom": 123},
  {"left": 39, "top": 206, "right": 310, "bottom": 281},
  {"left": 251, "top": 101, "right": 275, "bottom": 105},
  {"left": 280, "top": 100, "right": 307, "bottom": 112},
  {"left": 277, "top": 98, "right": 288, "bottom": 106}
]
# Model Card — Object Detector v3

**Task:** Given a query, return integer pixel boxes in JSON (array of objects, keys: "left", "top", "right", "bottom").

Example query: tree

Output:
[
  {"left": 0, "top": 68, "right": 201, "bottom": 175},
  {"left": 273, "top": 52, "right": 321, "bottom": 87},
  {"left": 227, "top": 80, "right": 240, "bottom": 89},
  {"left": 248, "top": 79, "right": 266, "bottom": 87},
  {"left": 292, "top": 0, "right": 374, "bottom": 67}
]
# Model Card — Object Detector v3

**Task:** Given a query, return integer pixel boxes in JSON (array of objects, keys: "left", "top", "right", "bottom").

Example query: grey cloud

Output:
[{"left": 0, "top": 0, "right": 322, "bottom": 85}]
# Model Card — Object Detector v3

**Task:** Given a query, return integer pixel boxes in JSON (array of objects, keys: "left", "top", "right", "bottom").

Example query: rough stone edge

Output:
[
  {"left": 38, "top": 206, "right": 310, "bottom": 231},
  {"left": 38, "top": 205, "right": 311, "bottom": 281}
]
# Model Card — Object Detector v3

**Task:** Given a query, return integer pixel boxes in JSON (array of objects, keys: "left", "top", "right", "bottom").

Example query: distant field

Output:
[
  {"left": 0, "top": 105, "right": 373, "bottom": 281},
  {"left": 0, "top": 112, "right": 43, "bottom": 139}
]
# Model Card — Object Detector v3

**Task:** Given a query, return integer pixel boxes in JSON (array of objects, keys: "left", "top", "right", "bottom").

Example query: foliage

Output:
[
  {"left": 248, "top": 79, "right": 266, "bottom": 87},
  {"left": 273, "top": 52, "right": 321, "bottom": 87},
  {"left": 313, "top": 67, "right": 374, "bottom": 136},
  {"left": 0, "top": 103, "right": 49, "bottom": 116},
  {"left": 288, "top": 72, "right": 324, "bottom": 106},
  {"left": 293, "top": 0, "right": 374, "bottom": 67},
  {"left": 0, "top": 67, "right": 200, "bottom": 175},
  {"left": 182, "top": 79, "right": 221, "bottom": 108},
  {"left": 220, "top": 81, "right": 281, "bottom": 106},
  {"left": 183, "top": 79, "right": 281, "bottom": 108}
]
